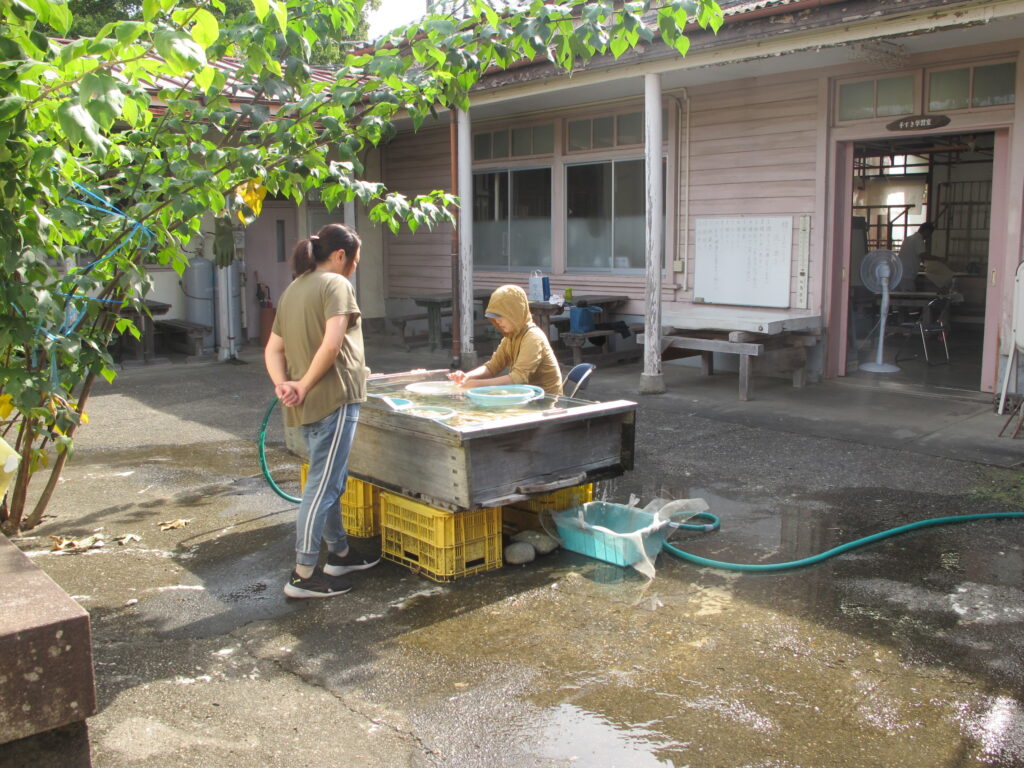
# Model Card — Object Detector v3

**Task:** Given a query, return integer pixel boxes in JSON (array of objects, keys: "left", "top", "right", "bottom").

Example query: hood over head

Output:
[{"left": 484, "top": 285, "right": 533, "bottom": 334}]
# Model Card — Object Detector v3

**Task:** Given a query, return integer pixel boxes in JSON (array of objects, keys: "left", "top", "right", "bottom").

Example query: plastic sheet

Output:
[{"left": 552, "top": 496, "right": 709, "bottom": 579}]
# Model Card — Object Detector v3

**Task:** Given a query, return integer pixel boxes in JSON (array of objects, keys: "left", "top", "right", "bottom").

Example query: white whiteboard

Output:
[{"left": 694, "top": 216, "right": 793, "bottom": 308}]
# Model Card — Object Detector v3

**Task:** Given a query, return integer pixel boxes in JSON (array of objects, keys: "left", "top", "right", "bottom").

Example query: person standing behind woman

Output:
[
  {"left": 264, "top": 223, "right": 380, "bottom": 598},
  {"left": 448, "top": 284, "right": 563, "bottom": 396}
]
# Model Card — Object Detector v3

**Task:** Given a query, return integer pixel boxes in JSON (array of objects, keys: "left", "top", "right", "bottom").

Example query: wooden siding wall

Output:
[
  {"left": 382, "top": 126, "right": 455, "bottom": 297},
  {"left": 676, "top": 74, "right": 821, "bottom": 313},
  {"left": 382, "top": 73, "right": 823, "bottom": 317}
]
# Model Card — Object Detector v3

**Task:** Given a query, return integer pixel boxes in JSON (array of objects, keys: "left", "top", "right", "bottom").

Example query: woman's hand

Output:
[
  {"left": 447, "top": 370, "right": 467, "bottom": 387},
  {"left": 275, "top": 381, "right": 306, "bottom": 407}
]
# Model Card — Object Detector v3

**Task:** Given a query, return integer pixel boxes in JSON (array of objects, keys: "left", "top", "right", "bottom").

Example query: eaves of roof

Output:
[{"left": 470, "top": 0, "right": 985, "bottom": 90}]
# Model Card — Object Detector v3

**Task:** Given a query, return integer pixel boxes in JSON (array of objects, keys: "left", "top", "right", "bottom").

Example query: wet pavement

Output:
[{"left": 3, "top": 333, "right": 1024, "bottom": 768}]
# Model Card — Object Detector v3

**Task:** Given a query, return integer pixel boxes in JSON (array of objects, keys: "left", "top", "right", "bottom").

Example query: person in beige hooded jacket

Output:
[{"left": 448, "top": 284, "right": 564, "bottom": 396}]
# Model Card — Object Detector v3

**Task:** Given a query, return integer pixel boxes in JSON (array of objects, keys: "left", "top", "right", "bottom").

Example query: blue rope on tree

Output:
[{"left": 26, "top": 178, "right": 158, "bottom": 387}]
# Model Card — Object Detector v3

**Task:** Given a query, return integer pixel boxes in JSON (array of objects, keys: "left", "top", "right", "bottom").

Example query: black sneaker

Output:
[
  {"left": 324, "top": 549, "right": 381, "bottom": 577},
  {"left": 283, "top": 569, "right": 353, "bottom": 599}
]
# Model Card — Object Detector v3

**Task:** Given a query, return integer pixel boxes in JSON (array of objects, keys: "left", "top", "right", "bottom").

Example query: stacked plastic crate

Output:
[
  {"left": 379, "top": 492, "right": 503, "bottom": 582},
  {"left": 502, "top": 483, "right": 594, "bottom": 533},
  {"left": 299, "top": 465, "right": 380, "bottom": 538}
]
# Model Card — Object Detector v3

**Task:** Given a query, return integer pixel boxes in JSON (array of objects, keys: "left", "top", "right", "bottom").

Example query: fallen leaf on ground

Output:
[
  {"left": 158, "top": 519, "right": 192, "bottom": 531},
  {"left": 50, "top": 534, "right": 105, "bottom": 552},
  {"left": 113, "top": 533, "right": 141, "bottom": 545}
]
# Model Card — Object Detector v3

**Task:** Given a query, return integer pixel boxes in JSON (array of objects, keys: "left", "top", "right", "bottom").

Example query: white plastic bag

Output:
[{"left": 527, "top": 270, "right": 545, "bottom": 301}]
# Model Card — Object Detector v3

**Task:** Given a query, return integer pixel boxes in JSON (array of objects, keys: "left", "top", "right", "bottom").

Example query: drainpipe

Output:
[
  {"left": 457, "top": 107, "right": 478, "bottom": 370},
  {"left": 640, "top": 72, "right": 666, "bottom": 394},
  {"left": 216, "top": 261, "right": 237, "bottom": 361},
  {"left": 671, "top": 90, "right": 690, "bottom": 295},
  {"left": 449, "top": 111, "right": 461, "bottom": 365}
]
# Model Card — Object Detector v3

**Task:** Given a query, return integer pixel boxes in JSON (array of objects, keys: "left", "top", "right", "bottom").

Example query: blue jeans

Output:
[{"left": 295, "top": 403, "right": 360, "bottom": 568}]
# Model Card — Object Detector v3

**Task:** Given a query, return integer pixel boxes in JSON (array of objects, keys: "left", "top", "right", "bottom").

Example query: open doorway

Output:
[{"left": 846, "top": 131, "right": 994, "bottom": 391}]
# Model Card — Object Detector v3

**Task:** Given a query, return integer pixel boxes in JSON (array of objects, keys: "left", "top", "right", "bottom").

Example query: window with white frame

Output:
[
  {"left": 837, "top": 75, "right": 916, "bottom": 121},
  {"left": 566, "top": 110, "right": 666, "bottom": 152},
  {"left": 837, "top": 61, "right": 1016, "bottom": 123},
  {"left": 472, "top": 167, "right": 552, "bottom": 270},
  {"left": 928, "top": 61, "right": 1015, "bottom": 111},
  {"left": 474, "top": 124, "right": 554, "bottom": 160},
  {"left": 565, "top": 158, "right": 664, "bottom": 271}
]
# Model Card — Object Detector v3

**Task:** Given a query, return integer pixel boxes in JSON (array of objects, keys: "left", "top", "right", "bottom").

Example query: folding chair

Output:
[{"left": 563, "top": 363, "right": 595, "bottom": 398}]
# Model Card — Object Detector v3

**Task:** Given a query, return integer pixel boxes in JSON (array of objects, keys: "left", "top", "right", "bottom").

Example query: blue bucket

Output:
[
  {"left": 569, "top": 305, "right": 602, "bottom": 334},
  {"left": 552, "top": 502, "right": 669, "bottom": 567}
]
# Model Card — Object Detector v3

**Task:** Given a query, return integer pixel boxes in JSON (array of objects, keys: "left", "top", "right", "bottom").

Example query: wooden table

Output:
[
  {"left": 556, "top": 294, "right": 633, "bottom": 364},
  {"left": 644, "top": 307, "right": 822, "bottom": 401},
  {"left": 528, "top": 300, "right": 566, "bottom": 336},
  {"left": 548, "top": 294, "right": 631, "bottom": 331},
  {"left": 117, "top": 299, "right": 171, "bottom": 365},
  {"left": 411, "top": 289, "right": 491, "bottom": 351}
]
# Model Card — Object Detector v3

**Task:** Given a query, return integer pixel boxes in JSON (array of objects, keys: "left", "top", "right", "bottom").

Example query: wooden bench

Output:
[
  {"left": 561, "top": 329, "right": 641, "bottom": 367},
  {"left": 391, "top": 309, "right": 452, "bottom": 351},
  {"left": 154, "top": 318, "right": 212, "bottom": 357},
  {"left": 637, "top": 326, "right": 816, "bottom": 401}
]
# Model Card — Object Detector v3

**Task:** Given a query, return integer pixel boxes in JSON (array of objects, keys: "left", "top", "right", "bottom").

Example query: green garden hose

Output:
[
  {"left": 258, "top": 396, "right": 1024, "bottom": 571},
  {"left": 258, "top": 396, "right": 302, "bottom": 503},
  {"left": 663, "top": 511, "right": 1024, "bottom": 572}
]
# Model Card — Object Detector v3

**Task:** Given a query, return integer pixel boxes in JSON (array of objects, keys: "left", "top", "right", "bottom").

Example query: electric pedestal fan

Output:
[{"left": 859, "top": 249, "right": 903, "bottom": 373}]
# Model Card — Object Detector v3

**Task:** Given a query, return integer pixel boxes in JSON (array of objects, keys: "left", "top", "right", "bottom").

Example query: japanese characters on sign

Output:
[{"left": 886, "top": 114, "right": 951, "bottom": 132}]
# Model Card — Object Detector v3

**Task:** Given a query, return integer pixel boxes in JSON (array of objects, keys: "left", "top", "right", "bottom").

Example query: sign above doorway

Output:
[{"left": 886, "top": 114, "right": 951, "bottom": 132}]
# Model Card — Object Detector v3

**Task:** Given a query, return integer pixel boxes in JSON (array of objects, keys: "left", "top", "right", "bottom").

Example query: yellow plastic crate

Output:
[
  {"left": 299, "top": 464, "right": 380, "bottom": 538},
  {"left": 510, "top": 483, "right": 594, "bottom": 515},
  {"left": 502, "top": 505, "right": 543, "bottom": 533},
  {"left": 380, "top": 491, "right": 502, "bottom": 582}
]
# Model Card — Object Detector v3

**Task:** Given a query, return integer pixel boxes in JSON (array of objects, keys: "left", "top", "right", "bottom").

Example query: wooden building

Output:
[{"left": 234, "top": 0, "right": 1024, "bottom": 403}]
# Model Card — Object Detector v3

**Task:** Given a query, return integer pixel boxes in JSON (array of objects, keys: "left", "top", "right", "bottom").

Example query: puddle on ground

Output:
[
  {"left": 516, "top": 703, "right": 682, "bottom": 766},
  {"left": 383, "top": 571, "right": 1021, "bottom": 768}
]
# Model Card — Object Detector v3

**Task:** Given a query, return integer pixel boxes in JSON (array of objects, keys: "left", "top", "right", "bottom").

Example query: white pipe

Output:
[
  {"left": 457, "top": 107, "right": 477, "bottom": 367},
  {"left": 216, "top": 264, "right": 230, "bottom": 361},
  {"left": 217, "top": 262, "right": 239, "bottom": 361},
  {"left": 641, "top": 73, "right": 665, "bottom": 394}
]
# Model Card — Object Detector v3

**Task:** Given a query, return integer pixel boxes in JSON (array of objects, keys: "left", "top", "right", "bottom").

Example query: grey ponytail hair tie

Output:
[{"left": 306, "top": 235, "right": 319, "bottom": 260}]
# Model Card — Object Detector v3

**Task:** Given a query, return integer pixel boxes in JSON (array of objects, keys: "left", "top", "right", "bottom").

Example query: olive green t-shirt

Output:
[{"left": 272, "top": 270, "right": 367, "bottom": 427}]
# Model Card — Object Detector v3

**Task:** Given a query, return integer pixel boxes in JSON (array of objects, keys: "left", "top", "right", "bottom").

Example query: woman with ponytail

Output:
[{"left": 264, "top": 223, "right": 380, "bottom": 598}]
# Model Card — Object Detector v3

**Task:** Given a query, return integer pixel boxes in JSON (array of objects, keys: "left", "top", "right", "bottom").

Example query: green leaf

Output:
[
  {"left": 56, "top": 102, "right": 109, "bottom": 153},
  {"left": 189, "top": 8, "right": 220, "bottom": 48},
  {"left": 195, "top": 66, "right": 216, "bottom": 91},
  {"left": 269, "top": 0, "right": 287, "bottom": 32},
  {"left": 79, "top": 73, "right": 125, "bottom": 131},
  {"left": 251, "top": 0, "right": 270, "bottom": 22},
  {"left": 0, "top": 95, "right": 27, "bottom": 122},
  {"left": 115, "top": 21, "right": 147, "bottom": 45},
  {"left": 142, "top": 0, "right": 161, "bottom": 21},
  {"left": 153, "top": 29, "right": 207, "bottom": 74},
  {"left": 7, "top": 0, "right": 38, "bottom": 23},
  {"left": 45, "top": 1, "right": 72, "bottom": 35}
]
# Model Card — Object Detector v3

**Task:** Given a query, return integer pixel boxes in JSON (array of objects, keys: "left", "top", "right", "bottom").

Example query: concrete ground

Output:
[{"left": 3, "top": 330, "right": 1024, "bottom": 768}]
